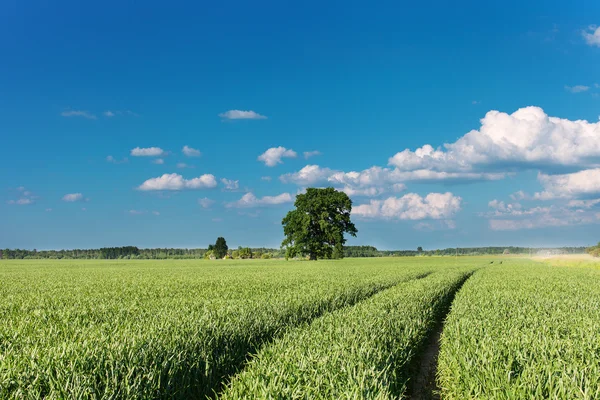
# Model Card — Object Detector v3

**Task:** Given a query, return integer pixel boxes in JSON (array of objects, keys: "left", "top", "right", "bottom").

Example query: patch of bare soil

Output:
[{"left": 409, "top": 324, "right": 443, "bottom": 400}]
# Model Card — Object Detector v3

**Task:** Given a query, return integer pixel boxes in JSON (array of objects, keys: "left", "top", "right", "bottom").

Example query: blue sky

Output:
[{"left": 2, "top": 0, "right": 600, "bottom": 250}]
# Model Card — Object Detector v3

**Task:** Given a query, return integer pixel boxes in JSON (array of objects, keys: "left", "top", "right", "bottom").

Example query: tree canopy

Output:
[
  {"left": 213, "top": 237, "right": 228, "bottom": 259},
  {"left": 281, "top": 187, "right": 357, "bottom": 260}
]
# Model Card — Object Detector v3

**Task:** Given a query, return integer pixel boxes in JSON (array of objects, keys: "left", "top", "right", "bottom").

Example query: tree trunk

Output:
[{"left": 309, "top": 252, "right": 317, "bottom": 261}]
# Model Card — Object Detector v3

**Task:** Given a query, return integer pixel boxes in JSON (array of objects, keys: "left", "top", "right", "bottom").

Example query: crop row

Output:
[
  {"left": 437, "top": 262, "right": 600, "bottom": 399},
  {"left": 0, "top": 259, "right": 433, "bottom": 399},
  {"left": 220, "top": 267, "right": 475, "bottom": 399}
]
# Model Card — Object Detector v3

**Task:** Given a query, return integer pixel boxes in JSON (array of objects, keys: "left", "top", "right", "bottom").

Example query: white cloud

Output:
[
  {"left": 582, "top": 25, "right": 600, "bottom": 47},
  {"left": 138, "top": 173, "right": 217, "bottom": 191},
  {"left": 483, "top": 200, "right": 550, "bottom": 217},
  {"left": 303, "top": 150, "right": 321, "bottom": 159},
  {"left": 221, "top": 178, "right": 239, "bottom": 190},
  {"left": 567, "top": 199, "right": 600, "bottom": 209},
  {"left": 130, "top": 147, "right": 165, "bottom": 157},
  {"left": 281, "top": 165, "right": 502, "bottom": 191},
  {"left": 60, "top": 110, "right": 97, "bottom": 119},
  {"left": 104, "top": 111, "right": 115, "bottom": 117},
  {"left": 489, "top": 208, "right": 600, "bottom": 231},
  {"left": 338, "top": 186, "right": 387, "bottom": 197},
  {"left": 219, "top": 110, "right": 267, "bottom": 120},
  {"left": 182, "top": 145, "right": 201, "bottom": 157},
  {"left": 62, "top": 193, "right": 84, "bottom": 202},
  {"left": 198, "top": 197, "right": 215, "bottom": 208},
  {"left": 388, "top": 107, "right": 600, "bottom": 175},
  {"left": 280, "top": 165, "right": 332, "bottom": 185},
  {"left": 472, "top": 100, "right": 481, "bottom": 105},
  {"left": 261, "top": 176, "right": 272, "bottom": 181},
  {"left": 353, "top": 192, "right": 462, "bottom": 220},
  {"left": 45, "top": 208, "right": 52, "bottom": 212},
  {"left": 7, "top": 198, "right": 34, "bottom": 205},
  {"left": 106, "top": 155, "right": 128, "bottom": 164},
  {"left": 176, "top": 163, "right": 191, "bottom": 169},
  {"left": 226, "top": 192, "right": 293, "bottom": 208},
  {"left": 129, "top": 210, "right": 144, "bottom": 215},
  {"left": 152, "top": 158, "right": 165, "bottom": 165},
  {"left": 258, "top": 147, "right": 297, "bottom": 167},
  {"left": 536, "top": 169, "right": 600, "bottom": 199},
  {"left": 8, "top": 187, "right": 36, "bottom": 205},
  {"left": 509, "top": 190, "right": 529, "bottom": 201},
  {"left": 152, "top": 211, "right": 160, "bottom": 215},
  {"left": 565, "top": 85, "right": 590, "bottom": 93}
]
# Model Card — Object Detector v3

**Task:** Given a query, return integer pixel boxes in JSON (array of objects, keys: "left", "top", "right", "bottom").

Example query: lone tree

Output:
[
  {"left": 282, "top": 187, "right": 357, "bottom": 260},
  {"left": 213, "top": 237, "right": 228, "bottom": 259}
]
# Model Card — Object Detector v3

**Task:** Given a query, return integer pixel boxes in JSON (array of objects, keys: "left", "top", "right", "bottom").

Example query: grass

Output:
[
  {"left": 4, "top": 256, "right": 597, "bottom": 399},
  {"left": 220, "top": 267, "right": 476, "bottom": 399},
  {"left": 0, "top": 257, "right": 455, "bottom": 399},
  {"left": 437, "top": 261, "right": 600, "bottom": 399}
]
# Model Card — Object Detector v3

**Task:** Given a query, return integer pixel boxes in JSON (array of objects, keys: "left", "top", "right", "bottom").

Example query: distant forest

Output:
[{"left": 0, "top": 245, "right": 588, "bottom": 259}]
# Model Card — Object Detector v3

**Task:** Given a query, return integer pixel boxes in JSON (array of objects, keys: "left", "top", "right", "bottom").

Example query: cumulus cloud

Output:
[
  {"left": 152, "top": 158, "right": 165, "bottom": 165},
  {"left": 219, "top": 110, "right": 267, "bottom": 120},
  {"left": 582, "top": 25, "right": 600, "bottom": 47},
  {"left": 258, "top": 146, "right": 297, "bottom": 167},
  {"left": 221, "top": 178, "right": 239, "bottom": 190},
  {"left": 536, "top": 169, "right": 600, "bottom": 199},
  {"left": 130, "top": 147, "right": 165, "bottom": 157},
  {"left": 353, "top": 192, "right": 462, "bottom": 220},
  {"left": 281, "top": 165, "right": 502, "bottom": 193},
  {"left": 182, "top": 145, "right": 201, "bottom": 157},
  {"left": 62, "top": 193, "right": 84, "bottom": 202},
  {"left": 280, "top": 165, "right": 332, "bottom": 185},
  {"left": 138, "top": 173, "right": 217, "bottom": 190},
  {"left": 303, "top": 150, "right": 321, "bottom": 159},
  {"left": 60, "top": 110, "right": 97, "bottom": 119},
  {"left": 226, "top": 192, "right": 293, "bottom": 208},
  {"left": 565, "top": 85, "right": 590, "bottom": 93},
  {"left": 388, "top": 107, "right": 600, "bottom": 175},
  {"left": 198, "top": 197, "right": 215, "bottom": 208}
]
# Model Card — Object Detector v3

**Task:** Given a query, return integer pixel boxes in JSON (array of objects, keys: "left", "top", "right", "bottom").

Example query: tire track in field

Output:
[
  {"left": 210, "top": 272, "right": 434, "bottom": 398},
  {"left": 407, "top": 271, "right": 476, "bottom": 400}
]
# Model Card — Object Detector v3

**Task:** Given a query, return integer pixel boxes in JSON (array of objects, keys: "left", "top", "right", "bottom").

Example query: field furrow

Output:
[
  {"left": 437, "top": 262, "right": 600, "bottom": 399},
  {"left": 0, "top": 259, "right": 431, "bottom": 399},
  {"left": 220, "top": 267, "right": 475, "bottom": 399}
]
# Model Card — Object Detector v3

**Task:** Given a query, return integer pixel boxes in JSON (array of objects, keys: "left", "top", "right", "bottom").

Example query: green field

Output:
[{"left": 1, "top": 257, "right": 599, "bottom": 399}]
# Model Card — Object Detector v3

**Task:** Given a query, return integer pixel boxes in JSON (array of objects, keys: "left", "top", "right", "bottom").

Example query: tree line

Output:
[{"left": 0, "top": 245, "right": 588, "bottom": 260}]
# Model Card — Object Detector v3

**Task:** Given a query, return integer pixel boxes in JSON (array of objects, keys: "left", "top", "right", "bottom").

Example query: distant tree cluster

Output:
[
  {"left": 99, "top": 246, "right": 140, "bottom": 259},
  {"left": 586, "top": 242, "right": 600, "bottom": 257}
]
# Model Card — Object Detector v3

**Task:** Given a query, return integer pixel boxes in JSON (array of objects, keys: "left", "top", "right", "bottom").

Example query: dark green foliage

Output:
[
  {"left": 282, "top": 188, "right": 357, "bottom": 261},
  {"left": 213, "top": 237, "right": 228, "bottom": 259},
  {"left": 238, "top": 247, "right": 252, "bottom": 259},
  {"left": 417, "top": 246, "right": 423, "bottom": 252},
  {"left": 99, "top": 246, "right": 140, "bottom": 259}
]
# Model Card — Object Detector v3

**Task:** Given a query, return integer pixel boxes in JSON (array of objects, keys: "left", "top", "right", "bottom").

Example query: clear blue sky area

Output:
[{"left": 2, "top": 0, "right": 600, "bottom": 249}]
